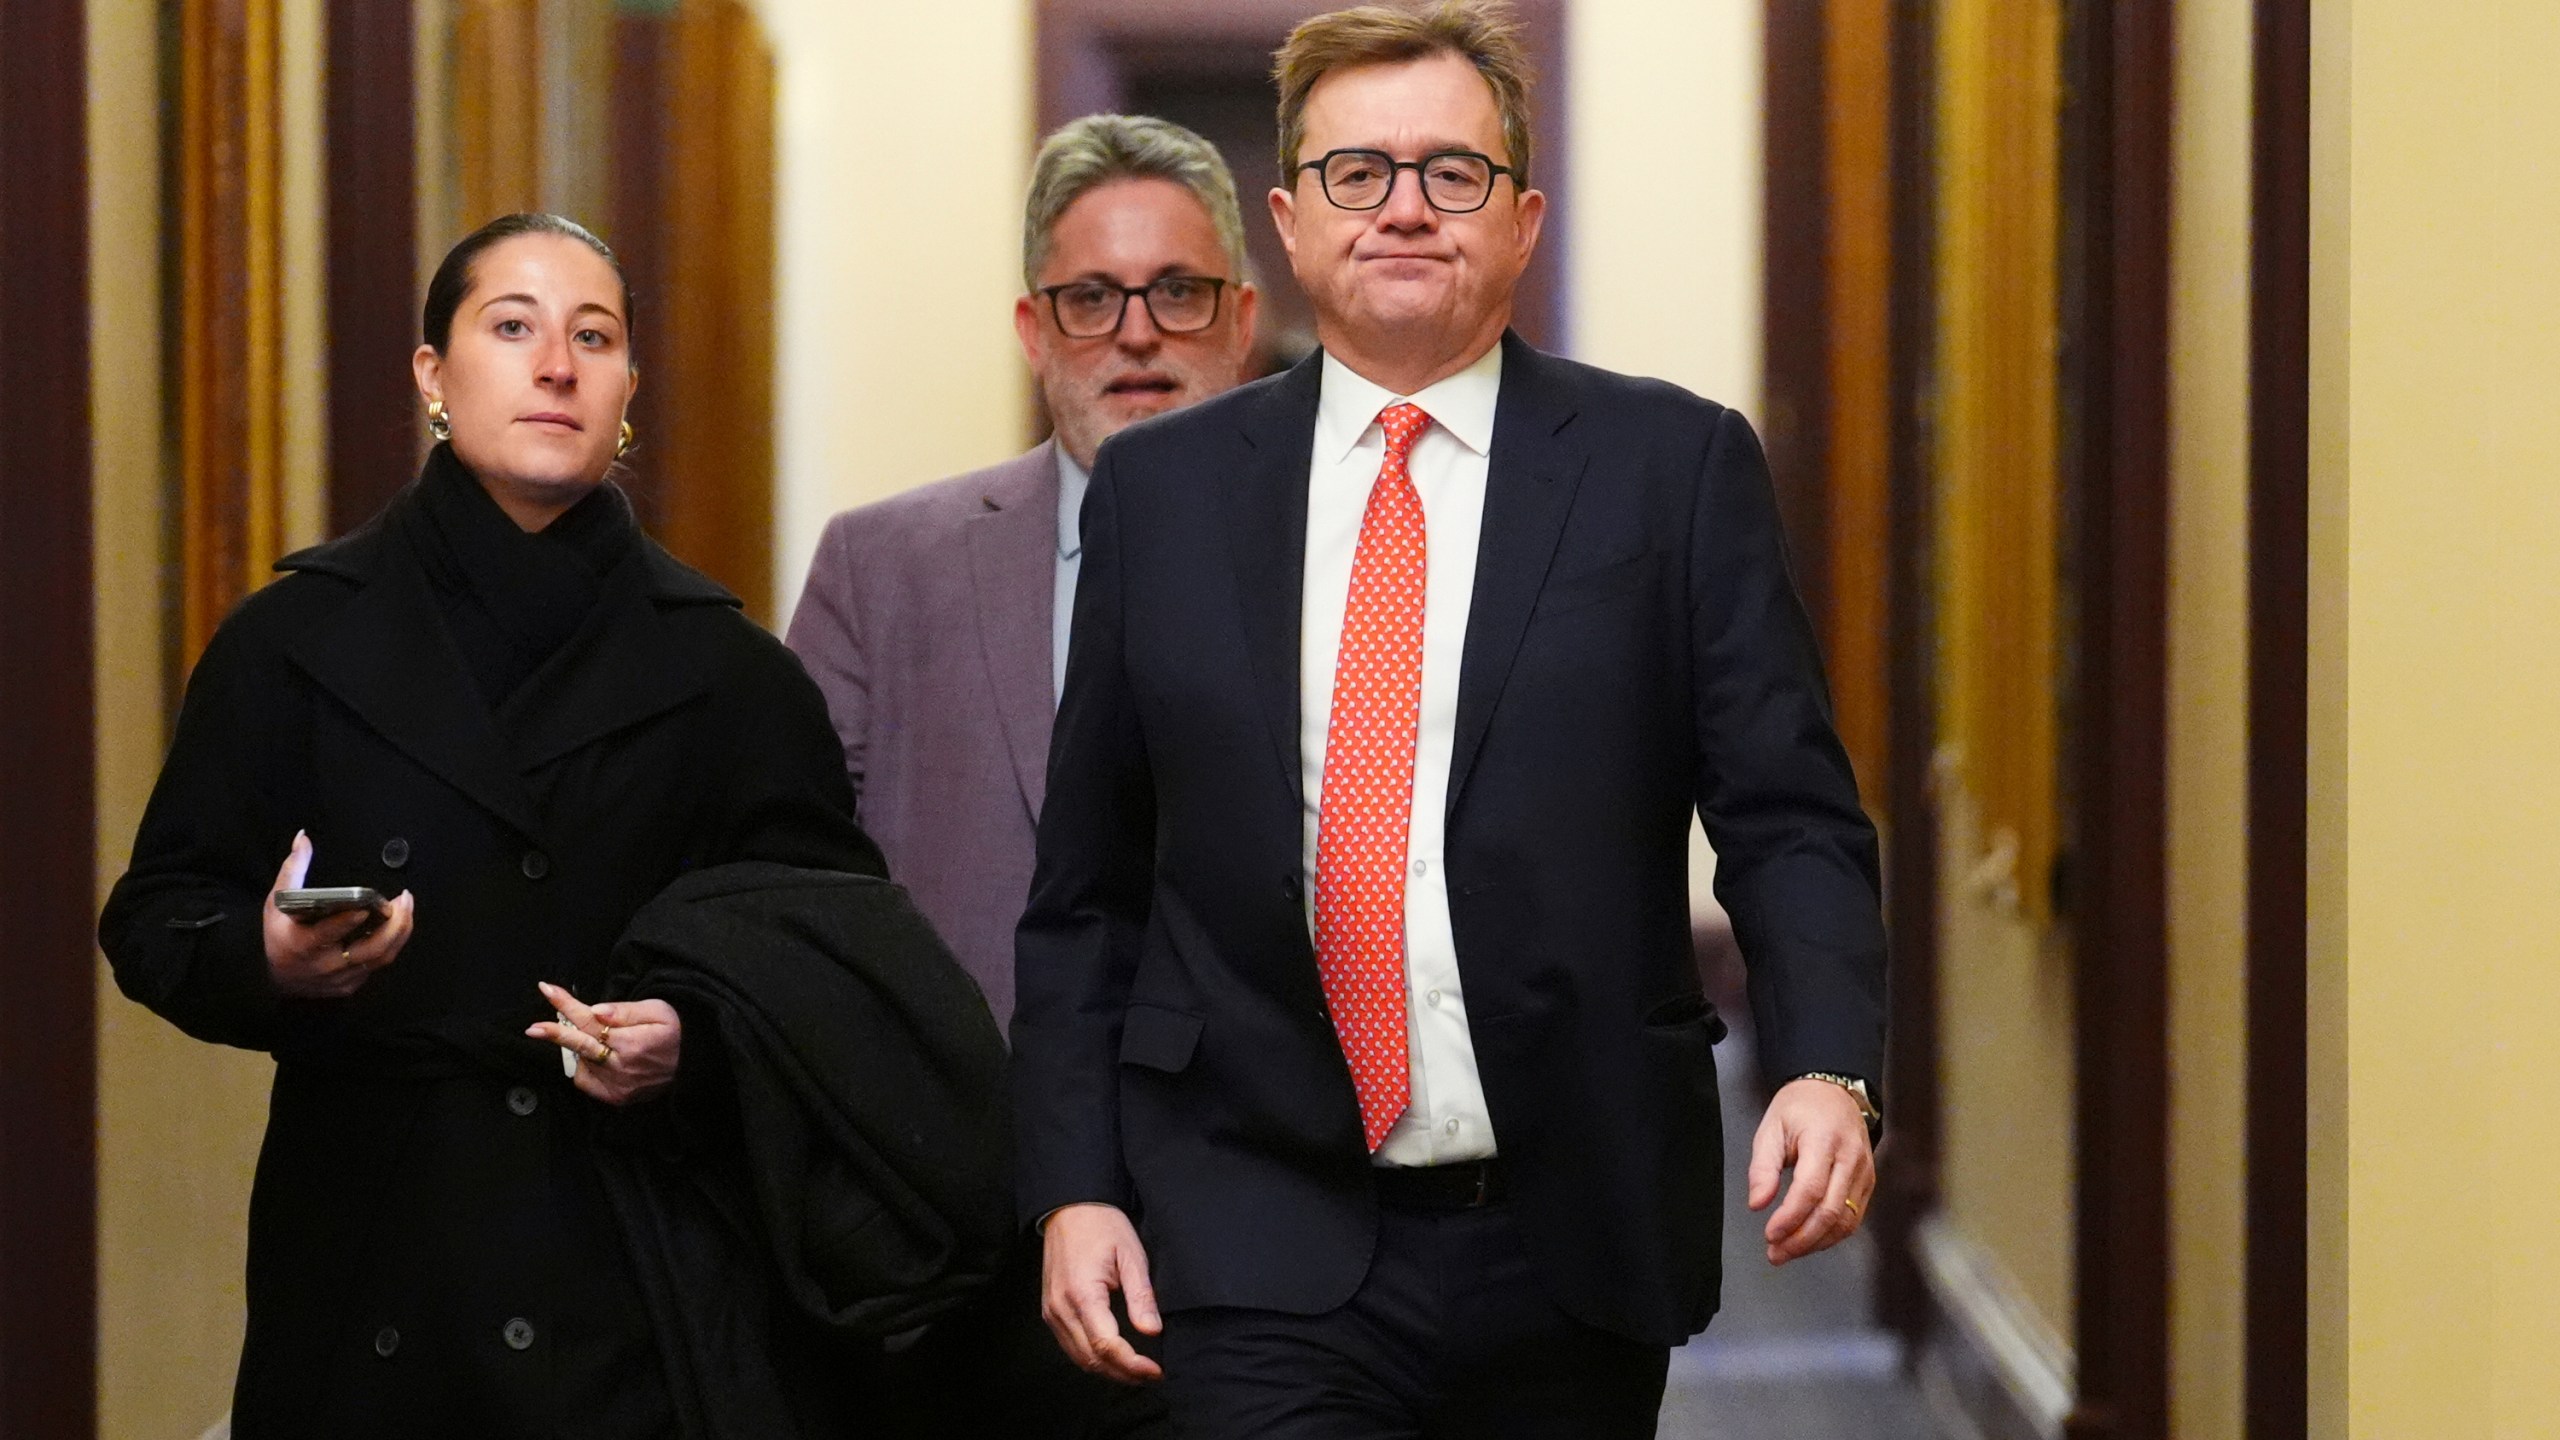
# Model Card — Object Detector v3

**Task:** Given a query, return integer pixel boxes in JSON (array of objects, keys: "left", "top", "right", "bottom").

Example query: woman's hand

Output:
[
  {"left": 263, "top": 831, "right": 415, "bottom": 999},
  {"left": 526, "top": 980, "right": 681, "bottom": 1106}
]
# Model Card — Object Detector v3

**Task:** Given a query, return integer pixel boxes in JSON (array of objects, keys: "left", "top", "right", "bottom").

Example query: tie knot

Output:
[{"left": 1377, "top": 403, "right": 1431, "bottom": 460}]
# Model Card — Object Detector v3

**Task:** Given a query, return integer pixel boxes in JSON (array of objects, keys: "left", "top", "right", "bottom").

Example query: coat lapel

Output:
[
  {"left": 1449, "top": 333, "right": 1588, "bottom": 816},
  {"left": 499, "top": 543, "right": 719, "bottom": 774},
  {"left": 965, "top": 443, "right": 1063, "bottom": 819},
  {"left": 1224, "top": 353, "right": 1325, "bottom": 810},
  {"left": 286, "top": 541, "right": 548, "bottom": 839}
]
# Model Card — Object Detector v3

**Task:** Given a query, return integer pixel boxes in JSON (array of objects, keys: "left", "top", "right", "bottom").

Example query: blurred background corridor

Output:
[{"left": 12, "top": 0, "right": 2560, "bottom": 1436}]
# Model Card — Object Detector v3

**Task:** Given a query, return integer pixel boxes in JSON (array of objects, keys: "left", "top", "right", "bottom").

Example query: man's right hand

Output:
[{"left": 1039, "top": 1202, "right": 1163, "bottom": 1384}]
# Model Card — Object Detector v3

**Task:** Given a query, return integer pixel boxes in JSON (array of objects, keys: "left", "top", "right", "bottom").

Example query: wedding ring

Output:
[{"left": 1843, "top": 1197, "right": 1862, "bottom": 1217}]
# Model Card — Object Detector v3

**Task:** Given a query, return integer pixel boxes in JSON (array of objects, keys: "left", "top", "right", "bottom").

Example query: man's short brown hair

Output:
[{"left": 1272, "top": 0, "right": 1535, "bottom": 189}]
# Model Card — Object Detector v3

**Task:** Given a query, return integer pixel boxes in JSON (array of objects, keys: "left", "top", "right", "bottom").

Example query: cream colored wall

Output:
[
  {"left": 2321, "top": 3, "right": 2560, "bottom": 1433},
  {"left": 2166, "top": 0, "right": 2251, "bottom": 1436},
  {"left": 1933, "top": 786, "right": 2077, "bottom": 1337},
  {"left": 1565, "top": 0, "right": 1760, "bottom": 415},
  {"left": 754, "top": 0, "right": 1034, "bottom": 624},
  {"left": 88, "top": 4, "right": 282, "bottom": 1438}
]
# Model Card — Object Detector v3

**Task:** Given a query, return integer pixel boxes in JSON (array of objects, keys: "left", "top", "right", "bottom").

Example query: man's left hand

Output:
[{"left": 1746, "top": 1078, "right": 1877, "bottom": 1266}]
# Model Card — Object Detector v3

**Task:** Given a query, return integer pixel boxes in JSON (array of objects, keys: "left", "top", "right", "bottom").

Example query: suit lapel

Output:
[
  {"left": 499, "top": 545, "right": 715, "bottom": 774},
  {"left": 286, "top": 541, "right": 547, "bottom": 839},
  {"left": 966, "top": 443, "right": 1063, "bottom": 819},
  {"left": 1449, "top": 334, "right": 1588, "bottom": 816},
  {"left": 1224, "top": 353, "right": 1325, "bottom": 810}
]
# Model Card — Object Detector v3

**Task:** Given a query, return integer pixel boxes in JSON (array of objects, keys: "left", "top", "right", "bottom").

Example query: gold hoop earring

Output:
[
  {"left": 425, "top": 399, "right": 452, "bottom": 443},
  {"left": 616, "top": 420, "right": 635, "bottom": 459}
]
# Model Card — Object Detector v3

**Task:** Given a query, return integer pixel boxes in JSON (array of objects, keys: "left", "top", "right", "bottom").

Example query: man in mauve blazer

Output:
[
  {"left": 1018, "top": 9, "right": 1887, "bottom": 1436},
  {"left": 789, "top": 439, "right": 1061, "bottom": 1029},
  {"left": 787, "top": 115, "right": 1259, "bottom": 1438}
]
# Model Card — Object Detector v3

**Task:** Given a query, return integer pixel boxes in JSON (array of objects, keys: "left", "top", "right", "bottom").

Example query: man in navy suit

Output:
[{"left": 1013, "top": 4, "right": 1888, "bottom": 1435}]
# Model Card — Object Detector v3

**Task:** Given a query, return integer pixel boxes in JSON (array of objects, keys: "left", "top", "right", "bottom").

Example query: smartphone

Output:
[{"left": 275, "top": 886, "right": 386, "bottom": 922}]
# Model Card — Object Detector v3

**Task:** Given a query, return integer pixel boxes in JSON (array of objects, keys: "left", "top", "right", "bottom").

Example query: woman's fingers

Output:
[
  {"left": 527, "top": 992, "right": 680, "bottom": 1108},
  {"left": 524, "top": 1018, "right": 613, "bottom": 1062},
  {"left": 341, "top": 893, "right": 413, "bottom": 968},
  {"left": 536, "top": 980, "right": 601, "bottom": 1034},
  {"left": 268, "top": 831, "right": 313, "bottom": 897}
]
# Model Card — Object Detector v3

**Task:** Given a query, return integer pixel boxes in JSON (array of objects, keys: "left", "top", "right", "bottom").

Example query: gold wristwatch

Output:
[{"left": 1794, "top": 1071, "right": 1882, "bottom": 1140}]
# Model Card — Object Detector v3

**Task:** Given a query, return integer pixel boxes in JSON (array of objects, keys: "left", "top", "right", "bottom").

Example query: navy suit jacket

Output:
[{"left": 1011, "top": 333, "right": 1886, "bottom": 1346}]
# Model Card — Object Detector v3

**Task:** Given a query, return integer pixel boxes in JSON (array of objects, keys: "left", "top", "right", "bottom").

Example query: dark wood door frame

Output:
[
  {"left": 1874, "top": 0, "right": 1944, "bottom": 1345},
  {"left": 326, "top": 0, "right": 422, "bottom": 534},
  {"left": 0, "top": 0, "right": 100, "bottom": 1432},
  {"left": 2246, "top": 0, "right": 2311, "bottom": 1433},
  {"left": 2060, "top": 2, "right": 2174, "bottom": 1437}
]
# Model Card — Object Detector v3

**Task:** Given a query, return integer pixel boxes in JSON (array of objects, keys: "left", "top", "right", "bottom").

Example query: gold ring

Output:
[
  {"left": 593, "top": 1035, "right": 614, "bottom": 1065},
  {"left": 1844, "top": 1197, "right": 1862, "bottom": 1217}
]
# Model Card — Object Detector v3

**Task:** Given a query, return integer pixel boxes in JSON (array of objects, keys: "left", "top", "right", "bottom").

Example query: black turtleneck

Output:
[{"left": 406, "top": 443, "right": 641, "bottom": 709}]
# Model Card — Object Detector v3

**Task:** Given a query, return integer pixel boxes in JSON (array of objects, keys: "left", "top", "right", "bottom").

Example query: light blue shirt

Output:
[{"left": 1053, "top": 447, "right": 1089, "bottom": 706}]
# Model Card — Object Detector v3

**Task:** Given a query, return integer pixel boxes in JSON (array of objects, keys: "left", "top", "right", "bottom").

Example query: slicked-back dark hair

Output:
[{"left": 421, "top": 212, "right": 634, "bottom": 360}]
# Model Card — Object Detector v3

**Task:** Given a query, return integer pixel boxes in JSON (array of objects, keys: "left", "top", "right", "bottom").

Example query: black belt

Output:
[{"left": 1373, "top": 1158, "right": 1507, "bottom": 1210}]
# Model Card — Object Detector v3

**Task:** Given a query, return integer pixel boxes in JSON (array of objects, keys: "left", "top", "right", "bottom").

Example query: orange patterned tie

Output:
[{"left": 1315, "top": 402, "right": 1431, "bottom": 1152}]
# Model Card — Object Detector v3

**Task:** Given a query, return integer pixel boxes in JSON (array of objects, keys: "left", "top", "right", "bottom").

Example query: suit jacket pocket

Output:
[
  {"left": 1531, "top": 550, "right": 1662, "bottom": 620},
  {"left": 1118, "top": 1003, "right": 1204, "bottom": 1074}
]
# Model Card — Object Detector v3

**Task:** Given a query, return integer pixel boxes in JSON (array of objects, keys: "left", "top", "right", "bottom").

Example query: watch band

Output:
[{"left": 1794, "top": 1071, "right": 1883, "bottom": 1139}]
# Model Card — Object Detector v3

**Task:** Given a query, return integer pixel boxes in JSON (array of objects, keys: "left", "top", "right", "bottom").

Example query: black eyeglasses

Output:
[
  {"left": 1036, "top": 275, "right": 1229, "bottom": 339},
  {"left": 1294, "top": 148, "right": 1521, "bottom": 214}
]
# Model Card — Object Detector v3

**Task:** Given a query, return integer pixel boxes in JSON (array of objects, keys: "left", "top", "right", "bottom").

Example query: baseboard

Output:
[{"left": 1911, "top": 1211, "right": 2075, "bottom": 1440}]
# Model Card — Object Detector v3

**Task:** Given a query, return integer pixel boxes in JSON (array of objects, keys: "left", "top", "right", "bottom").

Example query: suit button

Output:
[
  {"left": 503, "top": 1318, "right": 536, "bottom": 1351},
  {"left": 1281, "top": 872, "right": 1303, "bottom": 900},
  {"left": 520, "top": 851, "right": 550, "bottom": 881},
  {"left": 373, "top": 1326, "right": 399, "bottom": 1358},
  {"left": 506, "top": 1086, "right": 539, "bottom": 1117},
  {"left": 380, "top": 836, "right": 410, "bottom": 869}
]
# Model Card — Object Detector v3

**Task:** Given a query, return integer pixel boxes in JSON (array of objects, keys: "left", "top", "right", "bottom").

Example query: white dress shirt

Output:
[
  {"left": 1054, "top": 446, "right": 1089, "bottom": 705},
  {"left": 1300, "top": 342, "right": 1503, "bottom": 1167}
]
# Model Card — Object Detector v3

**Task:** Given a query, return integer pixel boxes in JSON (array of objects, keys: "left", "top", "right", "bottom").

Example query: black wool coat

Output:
[
  {"left": 599, "top": 863, "right": 1015, "bottom": 1440},
  {"left": 100, "top": 472, "right": 889, "bottom": 1439}
]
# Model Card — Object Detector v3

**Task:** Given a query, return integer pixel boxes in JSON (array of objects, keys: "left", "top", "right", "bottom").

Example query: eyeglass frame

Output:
[
  {"left": 1292, "top": 147, "right": 1524, "bottom": 215},
  {"left": 1033, "top": 275, "right": 1232, "bottom": 339}
]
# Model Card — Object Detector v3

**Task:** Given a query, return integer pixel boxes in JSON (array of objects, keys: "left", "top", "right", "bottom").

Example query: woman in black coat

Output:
[{"left": 100, "top": 214, "right": 887, "bottom": 1438}]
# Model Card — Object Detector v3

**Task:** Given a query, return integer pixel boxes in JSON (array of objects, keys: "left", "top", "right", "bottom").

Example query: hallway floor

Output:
[{"left": 1655, "top": 1035, "right": 1947, "bottom": 1440}]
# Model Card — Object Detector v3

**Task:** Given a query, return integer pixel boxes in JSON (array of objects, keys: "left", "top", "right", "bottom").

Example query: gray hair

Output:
[{"left": 1022, "top": 115, "right": 1251, "bottom": 291}]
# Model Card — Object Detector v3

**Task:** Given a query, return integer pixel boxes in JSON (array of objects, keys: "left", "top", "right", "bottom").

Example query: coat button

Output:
[
  {"left": 1281, "top": 872, "right": 1303, "bottom": 900},
  {"left": 380, "top": 836, "right": 410, "bottom": 869},
  {"left": 506, "top": 1086, "right": 539, "bottom": 1117},
  {"left": 373, "top": 1326, "right": 400, "bottom": 1358},
  {"left": 503, "top": 1318, "right": 536, "bottom": 1350},
  {"left": 520, "top": 851, "right": 550, "bottom": 881}
]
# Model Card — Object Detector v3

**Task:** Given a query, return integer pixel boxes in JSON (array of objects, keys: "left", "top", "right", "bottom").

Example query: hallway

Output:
[{"left": 1658, "top": 1032, "right": 1945, "bottom": 1440}]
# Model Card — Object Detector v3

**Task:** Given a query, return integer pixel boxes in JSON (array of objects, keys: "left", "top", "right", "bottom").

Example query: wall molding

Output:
[{"left": 1915, "top": 1211, "right": 2075, "bottom": 1440}]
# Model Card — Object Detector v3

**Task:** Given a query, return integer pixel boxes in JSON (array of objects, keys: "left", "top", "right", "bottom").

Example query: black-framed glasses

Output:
[
  {"left": 1295, "top": 148, "right": 1521, "bottom": 214},
  {"left": 1037, "top": 275, "right": 1229, "bottom": 339}
]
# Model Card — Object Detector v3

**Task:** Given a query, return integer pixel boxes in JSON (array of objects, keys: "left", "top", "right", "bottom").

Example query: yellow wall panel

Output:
[{"left": 2320, "top": 1, "right": 2560, "bottom": 1432}]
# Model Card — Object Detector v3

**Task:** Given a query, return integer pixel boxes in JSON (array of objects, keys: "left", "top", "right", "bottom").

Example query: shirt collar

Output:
[
  {"left": 1055, "top": 443, "right": 1090, "bottom": 561},
  {"left": 1314, "top": 340, "right": 1504, "bottom": 466}
]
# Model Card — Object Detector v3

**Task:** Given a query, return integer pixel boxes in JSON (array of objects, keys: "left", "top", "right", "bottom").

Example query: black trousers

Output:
[
  {"left": 1158, "top": 1197, "right": 1669, "bottom": 1440},
  {"left": 872, "top": 1230, "right": 1173, "bottom": 1440}
]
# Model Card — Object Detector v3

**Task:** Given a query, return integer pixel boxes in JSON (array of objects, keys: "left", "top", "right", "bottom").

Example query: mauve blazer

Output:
[{"left": 786, "top": 443, "right": 1060, "bottom": 1030}]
